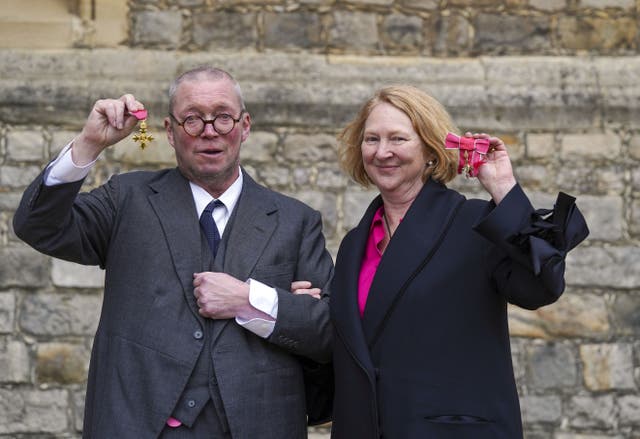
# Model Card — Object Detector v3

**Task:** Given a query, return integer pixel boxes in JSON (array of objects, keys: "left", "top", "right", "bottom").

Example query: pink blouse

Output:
[{"left": 357, "top": 206, "right": 386, "bottom": 318}]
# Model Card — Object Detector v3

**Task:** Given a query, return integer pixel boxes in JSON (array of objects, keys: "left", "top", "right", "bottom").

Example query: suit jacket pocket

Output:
[
  {"left": 424, "top": 414, "right": 492, "bottom": 424},
  {"left": 409, "top": 414, "right": 500, "bottom": 439},
  {"left": 252, "top": 261, "right": 296, "bottom": 289}
]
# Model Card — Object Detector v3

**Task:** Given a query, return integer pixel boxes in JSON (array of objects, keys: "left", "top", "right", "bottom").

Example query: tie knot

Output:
[{"left": 204, "top": 199, "right": 224, "bottom": 214}]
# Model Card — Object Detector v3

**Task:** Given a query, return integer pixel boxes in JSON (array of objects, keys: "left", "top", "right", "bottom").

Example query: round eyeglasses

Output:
[{"left": 169, "top": 111, "right": 245, "bottom": 136}]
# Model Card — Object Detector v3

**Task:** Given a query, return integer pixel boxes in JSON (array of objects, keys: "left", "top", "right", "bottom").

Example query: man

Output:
[{"left": 13, "top": 67, "right": 333, "bottom": 438}]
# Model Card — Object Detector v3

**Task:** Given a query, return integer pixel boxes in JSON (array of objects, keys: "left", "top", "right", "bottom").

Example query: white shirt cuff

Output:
[
  {"left": 235, "top": 278, "right": 278, "bottom": 338},
  {"left": 45, "top": 141, "right": 96, "bottom": 186}
]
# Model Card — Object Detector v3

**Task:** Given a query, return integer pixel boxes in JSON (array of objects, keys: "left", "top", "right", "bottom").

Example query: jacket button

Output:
[
  {"left": 187, "top": 399, "right": 196, "bottom": 408},
  {"left": 193, "top": 330, "right": 203, "bottom": 340}
]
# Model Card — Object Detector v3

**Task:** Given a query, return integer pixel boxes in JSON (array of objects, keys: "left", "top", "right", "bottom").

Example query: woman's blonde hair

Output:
[{"left": 338, "top": 85, "right": 459, "bottom": 187}]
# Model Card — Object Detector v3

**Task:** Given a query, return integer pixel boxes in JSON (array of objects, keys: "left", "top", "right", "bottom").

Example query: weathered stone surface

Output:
[
  {"left": 556, "top": 164, "right": 626, "bottom": 196},
  {"left": 567, "top": 394, "right": 616, "bottom": 429},
  {"left": 610, "top": 293, "right": 640, "bottom": 336},
  {"left": 0, "top": 292, "right": 16, "bottom": 333},
  {"left": 20, "top": 293, "right": 102, "bottom": 336},
  {"left": 0, "top": 165, "right": 41, "bottom": 188},
  {"left": 0, "top": 245, "right": 49, "bottom": 288},
  {"left": 618, "top": 395, "right": 640, "bottom": 426},
  {"left": 382, "top": 14, "right": 423, "bottom": 51},
  {"left": 580, "top": 0, "right": 634, "bottom": 7},
  {"left": 329, "top": 11, "right": 379, "bottom": 52},
  {"left": 558, "top": 17, "right": 636, "bottom": 51},
  {"left": 526, "top": 133, "right": 556, "bottom": 159},
  {"left": 580, "top": 343, "right": 635, "bottom": 391},
  {"left": 474, "top": 14, "right": 551, "bottom": 54},
  {"left": 343, "top": 185, "right": 379, "bottom": 230},
  {"left": 131, "top": 11, "right": 183, "bottom": 47},
  {"left": 0, "top": 338, "right": 30, "bottom": 383},
  {"left": 529, "top": 0, "right": 567, "bottom": 11},
  {"left": 431, "top": 13, "right": 472, "bottom": 55},
  {"left": 193, "top": 12, "right": 258, "bottom": 50},
  {"left": 526, "top": 342, "right": 577, "bottom": 389},
  {"left": 520, "top": 394, "right": 562, "bottom": 423},
  {"left": 240, "top": 131, "right": 279, "bottom": 163},
  {"left": 566, "top": 246, "right": 640, "bottom": 289},
  {"left": 561, "top": 132, "right": 621, "bottom": 160},
  {"left": 282, "top": 133, "right": 338, "bottom": 163},
  {"left": 571, "top": 195, "right": 623, "bottom": 241},
  {"left": 6, "top": 130, "right": 46, "bottom": 162},
  {"left": 508, "top": 292, "right": 610, "bottom": 339},
  {"left": 289, "top": 189, "right": 338, "bottom": 238},
  {"left": 110, "top": 134, "right": 176, "bottom": 166},
  {"left": 36, "top": 342, "right": 89, "bottom": 384},
  {"left": 264, "top": 12, "right": 322, "bottom": 50},
  {"left": 0, "top": 388, "right": 68, "bottom": 434},
  {"left": 51, "top": 259, "right": 105, "bottom": 289}
]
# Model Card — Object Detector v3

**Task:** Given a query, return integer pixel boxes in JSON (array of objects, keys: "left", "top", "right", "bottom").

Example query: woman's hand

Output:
[
  {"left": 466, "top": 132, "right": 517, "bottom": 204},
  {"left": 291, "top": 281, "right": 322, "bottom": 300}
]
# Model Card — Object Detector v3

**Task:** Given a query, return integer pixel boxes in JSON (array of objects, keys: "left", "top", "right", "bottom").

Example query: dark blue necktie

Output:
[{"left": 199, "top": 199, "right": 224, "bottom": 257}]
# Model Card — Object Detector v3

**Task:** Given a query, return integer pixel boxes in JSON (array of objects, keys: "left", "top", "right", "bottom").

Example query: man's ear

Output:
[
  {"left": 165, "top": 117, "right": 175, "bottom": 148},
  {"left": 240, "top": 112, "right": 251, "bottom": 143}
]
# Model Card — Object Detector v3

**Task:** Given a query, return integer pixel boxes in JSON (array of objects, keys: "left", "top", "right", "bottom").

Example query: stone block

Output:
[
  {"left": 6, "top": 130, "right": 45, "bottom": 162},
  {"left": 382, "top": 14, "right": 423, "bottom": 52},
  {"left": 264, "top": 12, "right": 322, "bottom": 50},
  {"left": 566, "top": 246, "right": 640, "bottom": 289},
  {"left": 343, "top": 185, "right": 379, "bottom": 230},
  {"left": 0, "top": 338, "right": 30, "bottom": 383},
  {"left": 36, "top": 342, "right": 89, "bottom": 384},
  {"left": 19, "top": 293, "right": 102, "bottom": 336},
  {"left": 193, "top": 12, "right": 257, "bottom": 50},
  {"left": 288, "top": 189, "right": 338, "bottom": 238},
  {"left": 255, "top": 165, "right": 290, "bottom": 189},
  {"left": 73, "top": 389, "right": 85, "bottom": 432},
  {"left": 50, "top": 130, "right": 78, "bottom": 157},
  {"left": 520, "top": 394, "right": 562, "bottom": 423},
  {"left": 561, "top": 132, "right": 621, "bottom": 160},
  {"left": 513, "top": 164, "right": 551, "bottom": 189},
  {"left": 240, "top": 131, "right": 278, "bottom": 163},
  {"left": 631, "top": 134, "right": 640, "bottom": 160},
  {"left": 526, "top": 133, "right": 556, "bottom": 159},
  {"left": 555, "top": 164, "right": 626, "bottom": 196},
  {"left": 580, "top": 343, "right": 635, "bottom": 391},
  {"left": 329, "top": 12, "right": 379, "bottom": 53},
  {"left": 580, "top": 0, "right": 635, "bottom": 9},
  {"left": 0, "top": 245, "right": 49, "bottom": 288},
  {"left": 508, "top": 292, "right": 610, "bottom": 339},
  {"left": 619, "top": 395, "right": 640, "bottom": 426},
  {"left": 51, "top": 259, "right": 105, "bottom": 289},
  {"left": 572, "top": 195, "right": 623, "bottom": 241},
  {"left": 567, "top": 394, "right": 616, "bottom": 429},
  {"left": 0, "top": 165, "right": 42, "bottom": 189},
  {"left": 0, "top": 388, "right": 68, "bottom": 434},
  {"left": 526, "top": 342, "right": 577, "bottom": 389},
  {"left": 474, "top": 14, "right": 551, "bottom": 53},
  {"left": 316, "top": 167, "right": 348, "bottom": 190},
  {"left": 557, "top": 17, "right": 636, "bottom": 51},
  {"left": 529, "top": 0, "right": 567, "bottom": 11},
  {"left": 0, "top": 292, "right": 16, "bottom": 333},
  {"left": 431, "top": 13, "right": 472, "bottom": 55},
  {"left": 631, "top": 198, "right": 640, "bottom": 238},
  {"left": 132, "top": 11, "right": 182, "bottom": 47},
  {"left": 610, "top": 293, "right": 640, "bottom": 336},
  {"left": 0, "top": 191, "right": 22, "bottom": 211},
  {"left": 282, "top": 133, "right": 338, "bottom": 163}
]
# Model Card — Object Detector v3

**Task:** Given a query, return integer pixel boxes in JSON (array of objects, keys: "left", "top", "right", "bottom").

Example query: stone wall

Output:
[{"left": 1, "top": 1, "right": 639, "bottom": 438}]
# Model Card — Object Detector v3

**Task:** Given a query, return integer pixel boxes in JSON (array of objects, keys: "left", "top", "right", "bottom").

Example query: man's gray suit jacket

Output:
[{"left": 13, "top": 167, "right": 334, "bottom": 439}]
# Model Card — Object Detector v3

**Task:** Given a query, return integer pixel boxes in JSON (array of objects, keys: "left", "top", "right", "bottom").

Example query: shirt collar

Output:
[{"left": 190, "top": 167, "right": 243, "bottom": 218}]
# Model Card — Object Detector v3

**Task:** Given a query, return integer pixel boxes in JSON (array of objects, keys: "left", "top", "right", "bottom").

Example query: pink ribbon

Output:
[
  {"left": 444, "top": 132, "right": 490, "bottom": 177},
  {"left": 130, "top": 109, "right": 148, "bottom": 120}
]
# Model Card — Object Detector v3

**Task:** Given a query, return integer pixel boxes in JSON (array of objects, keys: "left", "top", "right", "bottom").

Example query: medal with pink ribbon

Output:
[
  {"left": 130, "top": 109, "right": 154, "bottom": 150},
  {"left": 444, "top": 132, "right": 490, "bottom": 178}
]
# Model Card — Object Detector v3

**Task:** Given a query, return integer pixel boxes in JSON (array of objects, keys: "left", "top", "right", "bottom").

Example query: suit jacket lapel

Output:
[
  {"left": 362, "top": 180, "right": 465, "bottom": 347},
  {"left": 147, "top": 168, "right": 204, "bottom": 325}
]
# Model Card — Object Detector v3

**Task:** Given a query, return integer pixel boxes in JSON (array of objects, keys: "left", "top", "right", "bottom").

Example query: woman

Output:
[{"left": 329, "top": 85, "right": 588, "bottom": 438}]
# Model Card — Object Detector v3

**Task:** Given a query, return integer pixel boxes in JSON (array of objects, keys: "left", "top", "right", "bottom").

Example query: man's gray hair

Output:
[{"left": 168, "top": 66, "right": 246, "bottom": 113}]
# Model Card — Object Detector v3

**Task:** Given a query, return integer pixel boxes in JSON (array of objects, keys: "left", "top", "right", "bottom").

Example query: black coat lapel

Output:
[
  {"left": 147, "top": 168, "right": 204, "bottom": 324},
  {"left": 361, "top": 180, "right": 465, "bottom": 347},
  {"left": 331, "top": 195, "right": 383, "bottom": 375}
]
